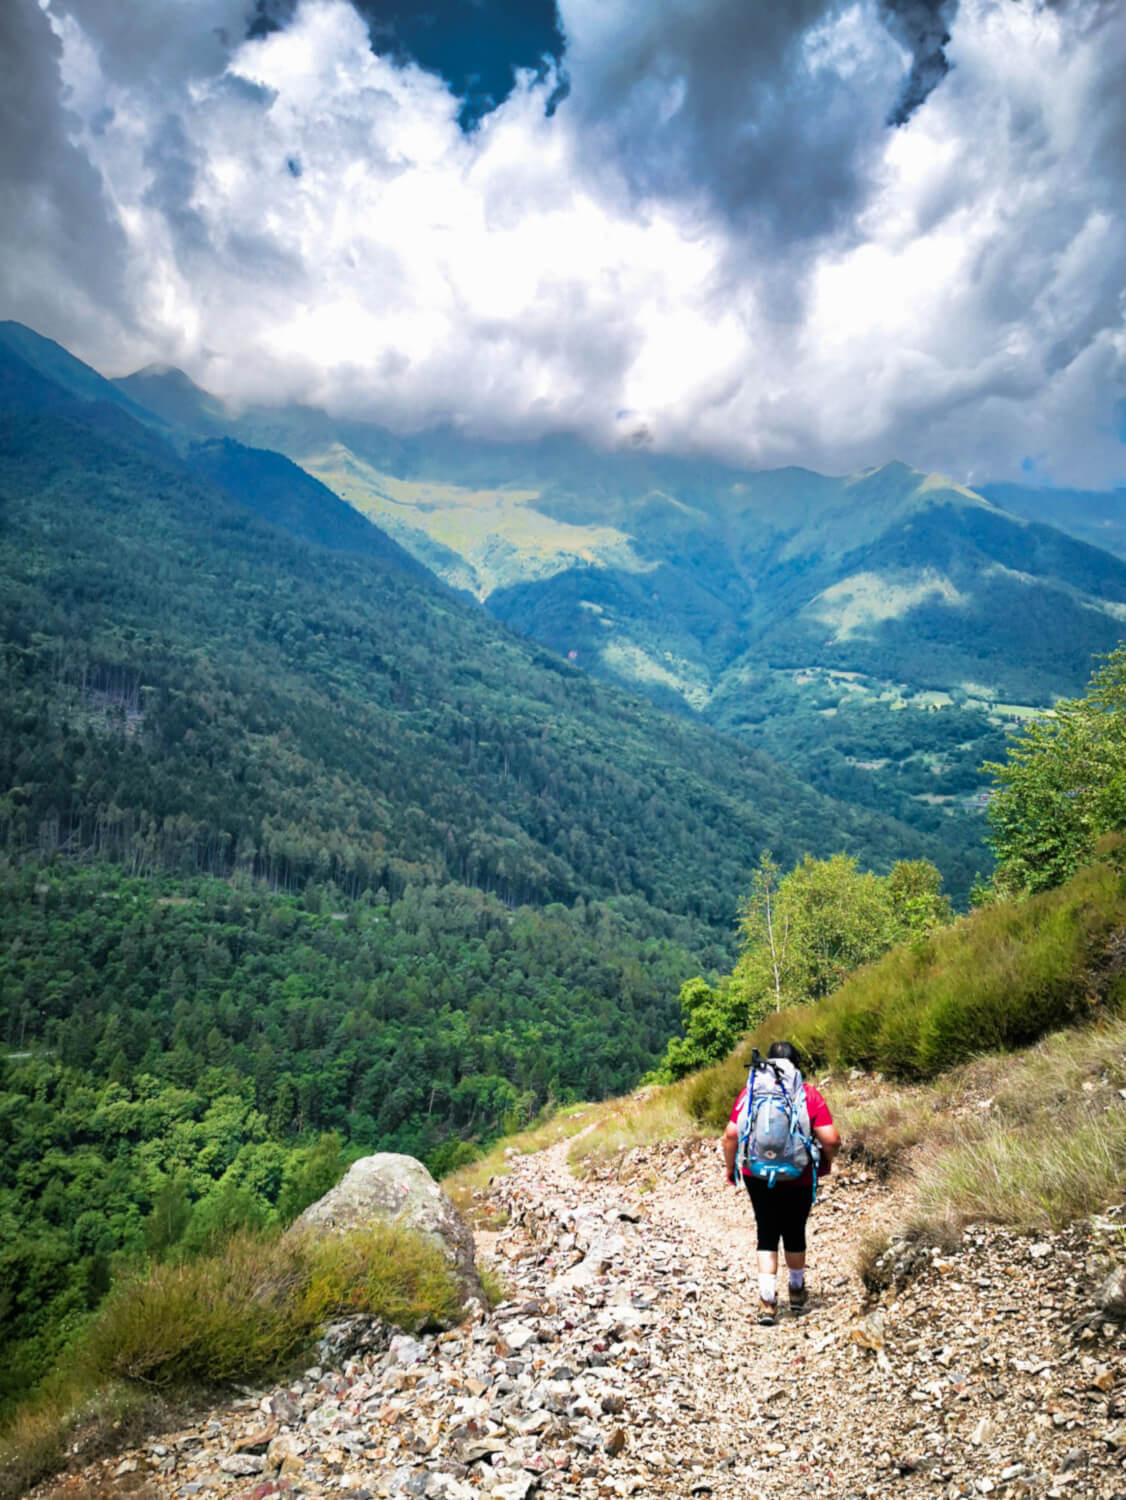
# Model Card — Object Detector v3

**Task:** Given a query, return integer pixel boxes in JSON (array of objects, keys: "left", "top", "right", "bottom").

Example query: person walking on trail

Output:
[{"left": 722, "top": 1040, "right": 840, "bottom": 1325}]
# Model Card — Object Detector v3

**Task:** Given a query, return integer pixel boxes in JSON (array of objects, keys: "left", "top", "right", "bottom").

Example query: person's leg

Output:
[
  {"left": 746, "top": 1180, "right": 782, "bottom": 1316},
  {"left": 779, "top": 1185, "right": 814, "bottom": 1307}
]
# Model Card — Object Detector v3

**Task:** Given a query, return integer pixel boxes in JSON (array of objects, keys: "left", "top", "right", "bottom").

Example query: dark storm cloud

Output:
[
  {"left": 143, "top": 115, "right": 212, "bottom": 257},
  {"left": 51, "top": 0, "right": 247, "bottom": 90},
  {"left": 1, "top": 0, "right": 1123, "bottom": 485},
  {"left": 566, "top": 1, "right": 860, "bottom": 244},
  {"left": 881, "top": 0, "right": 958, "bottom": 125},
  {"left": 562, "top": 0, "right": 962, "bottom": 255},
  {"left": 0, "top": 0, "right": 130, "bottom": 332}
]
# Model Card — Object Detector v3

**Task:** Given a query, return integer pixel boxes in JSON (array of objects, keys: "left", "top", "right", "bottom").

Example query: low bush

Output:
[
  {"left": 295, "top": 1225, "right": 462, "bottom": 1337},
  {"left": 81, "top": 1233, "right": 304, "bottom": 1389},
  {"left": 81, "top": 1225, "right": 459, "bottom": 1390}
]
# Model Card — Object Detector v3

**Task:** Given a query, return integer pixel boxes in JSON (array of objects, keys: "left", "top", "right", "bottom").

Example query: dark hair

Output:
[{"left": 767, "top": 1040, "right": 799, "bottom": 1065}]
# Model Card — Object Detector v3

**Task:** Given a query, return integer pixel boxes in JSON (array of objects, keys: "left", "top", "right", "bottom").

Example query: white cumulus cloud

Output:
[{"left": 1, "top": 0, "right": 1123, "bottom": 486}]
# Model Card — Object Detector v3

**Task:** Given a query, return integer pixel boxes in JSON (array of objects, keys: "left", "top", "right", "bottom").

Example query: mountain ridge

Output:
[
  {"left": 14, "top": 320, "right": 1126, "bottom": 890},
  {"left": 102, "top": 337, "right": 1126, "bottom": 879}
]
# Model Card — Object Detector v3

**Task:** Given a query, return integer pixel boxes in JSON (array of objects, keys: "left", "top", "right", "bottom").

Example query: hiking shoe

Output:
[
  {"left": 756, "top": 1299, "right": 777, "bottom": 1326},
  {"left": 789, "top": 1283, "right": 809, "bottom": 1314}
]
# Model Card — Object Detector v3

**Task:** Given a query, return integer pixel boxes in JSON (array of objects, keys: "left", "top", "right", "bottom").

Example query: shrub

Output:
[
  {"left": 79, "top": 1224, "right": 460, "bottom": 1391},
  {"left": 294, "top": 1224, "right": 462, "bottom": 1335},
  {"left": 80, "top": 1232, "right": 306, "bottom": 1388},
  {"left": 1, "top": 1224, "right": 462, "bottom": 1497}
]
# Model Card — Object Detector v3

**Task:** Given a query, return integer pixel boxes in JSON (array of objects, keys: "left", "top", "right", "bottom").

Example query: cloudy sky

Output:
[{"left": 2, "top": 0, "right": 1124, "bottom": 486}]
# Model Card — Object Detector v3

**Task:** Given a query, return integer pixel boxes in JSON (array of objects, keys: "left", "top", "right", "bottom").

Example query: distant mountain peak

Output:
[
  {"left": 128, "top": 362, "right": 204, "bottom": 388},
  {"left": 857, "top": 459, "right": 917, "bottom": 479},
  {"left": 114, "top": 363, "right": 230, "bottom": 435}
]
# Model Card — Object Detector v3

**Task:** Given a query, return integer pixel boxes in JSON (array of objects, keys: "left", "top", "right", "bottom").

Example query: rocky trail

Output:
[{"left": 40, "top": 1128, "right": 1126, "bottom": 1500}]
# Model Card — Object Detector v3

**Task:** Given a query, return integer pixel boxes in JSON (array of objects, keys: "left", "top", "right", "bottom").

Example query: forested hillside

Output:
[{"left": 0, "top": 404, "right": 938, "bottom": 916}]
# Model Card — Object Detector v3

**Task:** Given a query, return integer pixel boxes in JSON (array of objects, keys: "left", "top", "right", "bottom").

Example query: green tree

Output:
[
  {"left": 985, "top": 646, "right": 1126, "bottom": 895},
  {"left": 886, "top": 859, "right": 953, "bottom": 936},
  {"left": 659, "top": 976, "right": 764, "bottom": 1082},
  {"left": 738, "top": 853, "right": 894, "bottom": 1004},
  {"left": 144, "top": 1172, "right": 193, "bottom": 1256},
  {"left": 658, "top": 851, "right": 952, "bottom": 1077}
]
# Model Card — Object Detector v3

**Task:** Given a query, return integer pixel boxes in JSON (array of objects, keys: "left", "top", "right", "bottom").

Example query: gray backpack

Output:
[{"left": 735, "top": 1051, "right": 819, "bottom": 1190}]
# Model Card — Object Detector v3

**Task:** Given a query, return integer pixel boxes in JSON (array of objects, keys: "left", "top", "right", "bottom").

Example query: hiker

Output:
[{"left": 722, "top": 1040, "right": 840, "bottom": 1324}]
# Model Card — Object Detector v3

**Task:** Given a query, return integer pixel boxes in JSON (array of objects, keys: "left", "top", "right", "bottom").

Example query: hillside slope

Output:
[
  {"left": 33, "top": 1102, "right": 1126, "bottom": 1500},
  {"left": 983, "top": 480, "right": 1126, "bottom": 562},
  {"left": 0, "top": 348, "right": 948, "bottom": 920}
]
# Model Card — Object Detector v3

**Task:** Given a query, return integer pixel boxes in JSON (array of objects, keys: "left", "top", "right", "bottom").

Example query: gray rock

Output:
[
  {"left": 491, "top": 1476, "right": 539, "bottom": 1500},
  {"left": 218, "top": 1453, "right": 266, "bottom": 1475},
  {"left": 317, "top": 1314, "right": 392, "bottom": 1366},
  {"left": 1095, "top": 1265, "right": 1126, "bottom": 1319},
  {"left": 498, "top": 1321, "right": 538, "bottom": 1353},
  {"left": 388, "top": 1332, "right": 429, "bottom": 1366},
  {"left": 292, "top": 1152, "right": 483, "bottom": 1306}
]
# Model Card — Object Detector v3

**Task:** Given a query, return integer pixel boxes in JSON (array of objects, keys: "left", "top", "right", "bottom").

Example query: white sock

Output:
[
  {"left": 789, "top": 1268, "right": 805, "bottom": 1290},
  {"left": 758, "top": 1273, "right": 777, "bottom": 1304}
]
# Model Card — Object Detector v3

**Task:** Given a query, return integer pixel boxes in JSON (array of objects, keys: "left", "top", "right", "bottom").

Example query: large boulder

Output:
[{"left": 292, "top": 1152, "right": 484, "bottom": 1307}]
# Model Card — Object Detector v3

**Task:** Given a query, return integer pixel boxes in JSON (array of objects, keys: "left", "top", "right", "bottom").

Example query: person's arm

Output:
[
  {"left": 813, "top": 1122, "right": 840, "bottom": 1167},
  {"left": 722, "top": 1120, "right": 739, "bottom": 1183}
]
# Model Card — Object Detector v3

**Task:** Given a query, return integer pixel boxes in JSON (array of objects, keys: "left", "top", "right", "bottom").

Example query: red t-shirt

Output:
[{"left": 730, "top": 1080, "right": 834, "bottom": 1186}]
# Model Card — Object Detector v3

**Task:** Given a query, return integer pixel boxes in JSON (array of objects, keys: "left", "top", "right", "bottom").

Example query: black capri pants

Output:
[{"left": 745, "top": 1177, "right": 814, "bottom": 1253}]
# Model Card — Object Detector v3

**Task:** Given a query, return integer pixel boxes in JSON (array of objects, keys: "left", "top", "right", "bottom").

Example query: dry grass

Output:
[
  {"left": 566, "top": 1085, "right": 705, "bottom": 1176},
  {"left": 443, "top": 1103, "right": 603, "bottom": 1219},
  {"left": 907, "top": 1016, "right": 1126, "bottom": 1237},
  {"left": 0, "top": 1382, "right": 187, "bottom": 1500},
  {"left": 834, "top": 1086, "right": 938, "bottom": 1177}
]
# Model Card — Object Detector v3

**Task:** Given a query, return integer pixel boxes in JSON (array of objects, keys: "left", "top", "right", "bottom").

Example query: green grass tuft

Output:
[{"left": 81, "top": 1225, "right": 460, "bottom": 1390}]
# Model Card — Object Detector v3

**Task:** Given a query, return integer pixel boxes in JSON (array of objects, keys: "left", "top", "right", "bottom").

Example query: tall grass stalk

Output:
[{"left": 916, "top": 1112, "right": 1126, "bottom": 1234}]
